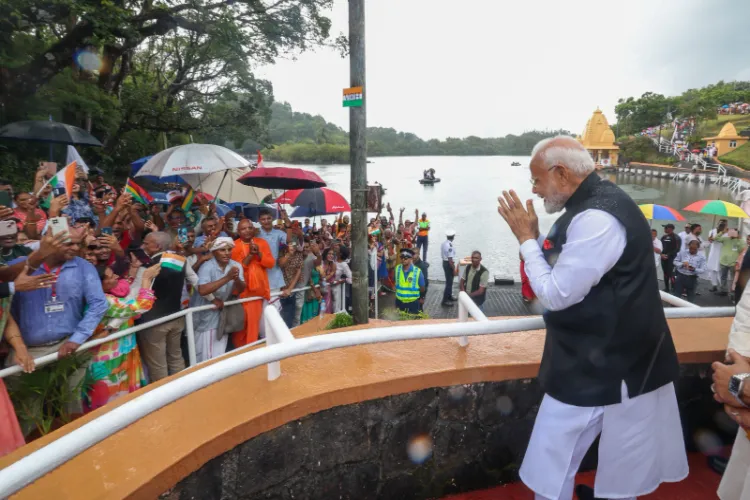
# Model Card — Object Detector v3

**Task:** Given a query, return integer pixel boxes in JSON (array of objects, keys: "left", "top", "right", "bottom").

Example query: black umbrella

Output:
[{"left": 0, "top": 120, "right": 102, "bottom": 146}]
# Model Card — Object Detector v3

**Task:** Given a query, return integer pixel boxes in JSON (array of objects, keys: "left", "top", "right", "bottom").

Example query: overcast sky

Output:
[{"left": 258, "top": 0, "right": 750, "bottom": 140}]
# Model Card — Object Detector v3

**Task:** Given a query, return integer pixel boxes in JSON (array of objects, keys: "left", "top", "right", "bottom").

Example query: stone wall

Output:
[{"left": 164, "top": 364, "right": 722, "bottom": 500}]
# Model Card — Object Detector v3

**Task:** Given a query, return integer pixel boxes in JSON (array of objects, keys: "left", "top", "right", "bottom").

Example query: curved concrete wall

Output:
[
  {"left": 0, "top": 317, "right": 732, "bottom": 499},
  {"left": 167, "top": 365, "right": 717, "bottom": 500}
]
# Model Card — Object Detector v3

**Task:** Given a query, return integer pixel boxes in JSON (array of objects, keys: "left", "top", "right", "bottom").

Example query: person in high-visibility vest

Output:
[
  {"left": 394, "top": 247, "right": 425, "bottom": 314},
  {"left": 416, "top": 212, "right": 430, "bottom": 261}
]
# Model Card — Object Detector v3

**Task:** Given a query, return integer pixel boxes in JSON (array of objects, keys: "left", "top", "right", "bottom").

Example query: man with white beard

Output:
[{"left": 497, "top": 136, "right": 687, "bottom": 500}]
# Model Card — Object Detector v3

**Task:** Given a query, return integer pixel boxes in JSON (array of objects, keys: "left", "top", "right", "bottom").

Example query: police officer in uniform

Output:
[
  {"left": 394, "top": 248, "right": 425, "bottom": 314},
  {"left": 441, "top": 229, "right": 458, "bottom": 306}
]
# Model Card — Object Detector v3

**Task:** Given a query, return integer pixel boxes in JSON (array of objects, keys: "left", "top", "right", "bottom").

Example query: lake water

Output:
[{"left": 268, "top": 156, "right": 737, "bottom": 279}]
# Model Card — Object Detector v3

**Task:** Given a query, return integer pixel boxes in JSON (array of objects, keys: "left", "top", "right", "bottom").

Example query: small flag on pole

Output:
[
  {"left": 65, "top": 146, "right": 89, "bottom": 174},
  {"left": 48, "top": 161, "right": 78, "bottom": 201},
  {"left": 256, "top": 150, "right": 265, "bottom": 169},
  {"left": 181, "top": 187, "right": 195, "bottom": 212},
  {"left": 125, "top": 178, "right": 154, "bottom": 205},
  {"left": 161, "top": 252, "right": 186, "bottom": 272}
]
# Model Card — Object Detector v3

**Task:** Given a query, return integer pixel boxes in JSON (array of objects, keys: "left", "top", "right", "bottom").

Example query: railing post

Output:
[
  {"left": 264, "top": 305, "right": 295, "bottom": 381},
  {"left": 457, "top": 293, "right": 469, "bottom": 347},
  {"left": 185, "top": 310, "right": 197, "bottom": 366}
]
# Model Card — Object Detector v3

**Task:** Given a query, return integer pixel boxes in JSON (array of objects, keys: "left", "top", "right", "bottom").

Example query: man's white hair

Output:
[
  {"left": 531, "top": 135, "right": 595, "bottom": 177},
  {"left": 149, "top": 231, "right": 173, "bottom": 252}
]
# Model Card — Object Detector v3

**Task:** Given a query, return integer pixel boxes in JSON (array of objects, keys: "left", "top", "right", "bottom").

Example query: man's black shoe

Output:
[
  {"left": 707, "top": 455, "right": 728, "bottom": 475},
  {"left": 574, "top": 484, "right": 604, "bottom": 500},
  {"left": 441, "top": 301, "right": 452, "bottom": 307}
]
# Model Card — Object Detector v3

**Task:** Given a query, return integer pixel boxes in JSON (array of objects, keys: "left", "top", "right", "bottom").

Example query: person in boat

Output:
[{"left": 497, "top": 135, "right": 686, "bottom": 500}]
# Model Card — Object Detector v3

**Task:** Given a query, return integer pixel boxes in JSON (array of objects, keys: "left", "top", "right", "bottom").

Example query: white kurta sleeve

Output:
[{"left": 519, "top": 209, "right": 627, "bottom": 312}]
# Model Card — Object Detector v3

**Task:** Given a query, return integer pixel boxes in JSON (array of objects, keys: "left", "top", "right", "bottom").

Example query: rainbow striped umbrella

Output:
[
  {"left": 638, "top": 204, "right": 685, "bottom": 221},
  {"left": 683, "top": 200, "right": 749, "bottom": 218}
]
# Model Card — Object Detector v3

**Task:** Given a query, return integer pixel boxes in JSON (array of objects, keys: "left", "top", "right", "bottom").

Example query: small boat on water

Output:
[
  {"left": 420, "top": 167, "right": 439, "bottom": 185},
  {"left": 511, "top": 161, "right": 521, "bottom": 166}
]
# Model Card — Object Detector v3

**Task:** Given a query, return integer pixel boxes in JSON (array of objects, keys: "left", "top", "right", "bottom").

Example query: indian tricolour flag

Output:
[
  {"left": 161, "top": 252, "right": 186, "bottom": 272},
  {"left": 47, "top": 161, "right": 78, "bottom": 201}
]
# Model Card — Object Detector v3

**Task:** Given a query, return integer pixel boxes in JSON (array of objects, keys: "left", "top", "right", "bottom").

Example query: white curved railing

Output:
[
  {"left": 0, "top": 293, "right": 736, "bottom": 497},
  {"left": 0, "top": 282, "right": 347, "bottom": 379}
]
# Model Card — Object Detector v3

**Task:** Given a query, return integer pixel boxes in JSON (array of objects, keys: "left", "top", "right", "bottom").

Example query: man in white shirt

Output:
[
  {"left": 440, "top": 229, "right": 457, "bottom": 306},
  {"left": 497, "top": 136, "right": 687, "bottom": 500},
  {"left": 652, "top": 229, "right": 663, "bottom": 267},
  {"left": 677, "top": 223, "right": 690, "bottom": 250}
]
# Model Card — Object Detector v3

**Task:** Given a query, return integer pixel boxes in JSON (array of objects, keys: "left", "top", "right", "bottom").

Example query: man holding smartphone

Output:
[{"left": 10, "top": 231, "right": 108, "bottom": 411}]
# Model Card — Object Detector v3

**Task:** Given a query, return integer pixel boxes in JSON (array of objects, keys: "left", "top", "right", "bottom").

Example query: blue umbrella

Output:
[
  {"left": 241, "top": 203, "right": 278, "bottom": 222},
  {"left": 215, "top": 203, "right": 235, "bottom": 217},
  {"left": 131, "top": 155, "right": 184, "bottom": 184},
  {"left": 722, "top": 104, "right": 730, "bottom": 108}
]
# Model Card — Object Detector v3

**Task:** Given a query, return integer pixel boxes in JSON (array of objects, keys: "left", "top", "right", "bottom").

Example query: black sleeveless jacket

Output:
[
  {"left": 539, "top": 173, "right": 679, "bottom": 407},
  {"left": 137, "top": 253, "right": 187, "bottom": 324},
  {"left": 463, "top": 264, "right": 488, "bottom": 305}
]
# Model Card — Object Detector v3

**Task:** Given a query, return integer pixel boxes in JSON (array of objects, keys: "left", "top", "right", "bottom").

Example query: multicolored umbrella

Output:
[
  {"left": 638, "top": 204, "right": 685, "bottom": 221},
  {"left": 683, "top": 200, "right": 749, "bottom": 218}
]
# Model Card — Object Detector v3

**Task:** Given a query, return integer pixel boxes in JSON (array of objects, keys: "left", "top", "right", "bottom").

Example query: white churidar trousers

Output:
[{"left": 520, "top": 382, "right": 688, "bottom": 500}]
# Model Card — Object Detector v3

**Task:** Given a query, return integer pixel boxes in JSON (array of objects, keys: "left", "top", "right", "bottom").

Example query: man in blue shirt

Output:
[
  {"left": 193, "top": 216, "right": 229, "bottom": 248},
  {"left": 673, "top": 239, "right": 707, "bottom": 303},
  {"left": 257, "top": 208, "right": 287, "bottom": 295},
  {"left": 302, "top": 219, "right": 312, "bottom": 235},
  {"left": 11, "top": 232, "right": 108, "bottom": 359}
]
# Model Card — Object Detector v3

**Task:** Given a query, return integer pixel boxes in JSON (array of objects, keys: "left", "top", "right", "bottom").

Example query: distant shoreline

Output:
[{"left": 262, "top": 152, "right": 532, "bottom": 165}]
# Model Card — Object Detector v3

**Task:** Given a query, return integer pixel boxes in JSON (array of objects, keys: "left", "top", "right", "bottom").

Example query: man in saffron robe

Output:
[{"left": 231, "top": 220, "right": 274, "bottom": 346}]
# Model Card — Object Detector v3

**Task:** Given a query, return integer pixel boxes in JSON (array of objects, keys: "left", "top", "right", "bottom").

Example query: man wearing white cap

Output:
[
  {"left": 190, "top": 237, "right": 245, "bottom": 362},
  {"left": 441, "top": 229, "right": 458, "bottom": 306}
]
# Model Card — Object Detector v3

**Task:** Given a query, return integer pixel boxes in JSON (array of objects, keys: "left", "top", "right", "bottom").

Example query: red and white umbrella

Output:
[{"left": 275, "top": 187, "right": 350, "bottom": 213}]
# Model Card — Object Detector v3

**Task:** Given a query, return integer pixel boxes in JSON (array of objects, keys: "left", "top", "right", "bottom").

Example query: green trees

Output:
[
  {"left": 0, "top": 0, "right": 338, "bottom": 184},
  {"left": 615, "top": 81, "right": 750, "bottom": 137},
  {"left": 615, "top": 93, "right": 676, "bottom": 137},
  {"left": 263, "top": 102, "right": 570, "bottom": 162}
]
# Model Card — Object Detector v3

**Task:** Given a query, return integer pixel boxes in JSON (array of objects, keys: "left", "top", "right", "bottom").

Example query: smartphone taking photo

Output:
[{"left": 0, "top": 220, "right": 17, "bottom": 238}]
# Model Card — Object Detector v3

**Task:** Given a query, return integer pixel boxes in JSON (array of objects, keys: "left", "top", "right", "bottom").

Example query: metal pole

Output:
[
  {"left": 349, "top": 0, "right": 368, "bottom": 325},
  {"left": 185, "top": 311, "right": 197, "bottom": 366}
]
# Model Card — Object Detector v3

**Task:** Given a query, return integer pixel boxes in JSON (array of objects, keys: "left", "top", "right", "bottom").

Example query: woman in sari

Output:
[
  {"left": 82, "top": 264, "right": 161, "bottom": 412},
  {"left": 0, "top": 297, "right": 33, "bottom": 456},
  {"left": 300, "top": 264, "right": 322, "bottom": 324},
  {"left": 321, "top": 248, "right": 336, "bottom": 314}
]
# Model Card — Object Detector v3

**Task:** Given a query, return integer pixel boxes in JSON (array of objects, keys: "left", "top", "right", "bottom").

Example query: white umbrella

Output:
[
  {"left": 182, "top": 168, "right": 271, "bottom": 205},
  {"left": 136, "top": 143, "right": 270, "bottom": 204},
  {"left": 136, "top": 143, "right": 249, "bottom": 177}
]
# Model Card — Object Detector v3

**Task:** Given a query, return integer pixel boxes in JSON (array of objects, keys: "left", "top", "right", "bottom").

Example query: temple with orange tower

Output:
[{"left": 577, "top": 108, "right": 619, "bottom": 167}]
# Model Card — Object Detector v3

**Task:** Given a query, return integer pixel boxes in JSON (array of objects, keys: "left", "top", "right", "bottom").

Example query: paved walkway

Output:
[{"left": 374, "top": 277, "right": 734, "bottom": 320}]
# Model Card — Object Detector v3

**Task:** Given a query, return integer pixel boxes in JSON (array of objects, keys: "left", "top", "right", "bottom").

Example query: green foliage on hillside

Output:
[
  {"left": 260, "top": 102, "right": 570, "bottom": 163},
  {"left": 720, "top": 142, "right": 750, "bottom": 171},
  {"left": 617, "top": 136, "right": 676, "bottom": 165},
  {"left": 615, "top": 81, "right": 750, "bottom": 136}
]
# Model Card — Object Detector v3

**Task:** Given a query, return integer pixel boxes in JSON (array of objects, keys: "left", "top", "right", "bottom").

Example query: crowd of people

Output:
[
  {"left": 655, "top": 220, "right": 749, "bottom": 303},
  {"left": 0, "top": 164, "right": 375, "bottom": 453},
  {"left": 0, "top": 163, "right": 497, "bottom": 453}
]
